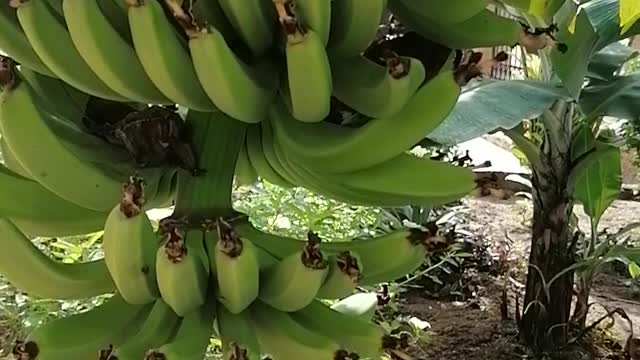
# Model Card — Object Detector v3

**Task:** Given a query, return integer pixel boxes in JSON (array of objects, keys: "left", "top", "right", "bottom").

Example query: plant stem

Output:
[
  {"left": 586, "top": 216, "right": 598, "bottom": 259},
  {"left": 391, "top": 258, "right": 448, "bottom": 290},
  {"left": 173, "top": 111, "right": 247, "bottom": 219}
]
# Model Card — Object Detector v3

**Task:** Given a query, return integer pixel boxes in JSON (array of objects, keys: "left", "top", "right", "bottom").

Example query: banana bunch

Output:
[
  {"left": 8, "top": 209, "right": 441, "bottom": 360},
  {"left": 0, "top": 0, "right": 565, "bottom": 359},
  {"left": 0, "top": 58, "right": 174, "bottom": 234},
  {"left": 206, "top": 218, "right": 441, "bottom": 359},
  {"left": 0, "top": 0, "right": 556, "bottom": 208}
]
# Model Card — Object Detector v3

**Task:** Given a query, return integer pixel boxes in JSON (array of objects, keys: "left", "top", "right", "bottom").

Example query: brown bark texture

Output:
[{"left": 519, "top": 104, "right": 577, "bottom": 352}]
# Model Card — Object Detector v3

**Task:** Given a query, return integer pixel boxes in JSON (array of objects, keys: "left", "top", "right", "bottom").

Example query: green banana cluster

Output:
[
  {"left": 0, "top": 0, "right": 561, "bottom": 207},
  {"left": 0, "top": 0, "right": 565, "bottom": 358},
  {"left": 7, "top": 202, "right": 442, "bottom": 359}
]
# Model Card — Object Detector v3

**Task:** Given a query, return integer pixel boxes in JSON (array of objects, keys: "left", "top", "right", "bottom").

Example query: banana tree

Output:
[{"left": 427, "top": 0, "right": 640, "bottom": 352}]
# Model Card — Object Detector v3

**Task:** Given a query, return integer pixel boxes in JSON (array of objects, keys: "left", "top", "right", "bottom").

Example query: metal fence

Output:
[{"left": 490, "top": 6, "right": 526, "bottom": 80}]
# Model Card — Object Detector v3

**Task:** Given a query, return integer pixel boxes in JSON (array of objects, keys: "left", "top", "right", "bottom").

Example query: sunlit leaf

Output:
[
  {"left": 620, "top": 0, "right": 640, "bottom": 33},
  {"left": 629, "top": 262, "right": 640, "bottom": 279},
  {"left": 552, "top": 0, "right": 640, "bottom": 98}
]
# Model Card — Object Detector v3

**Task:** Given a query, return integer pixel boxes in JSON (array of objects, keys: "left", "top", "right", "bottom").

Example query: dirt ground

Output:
[{"left": 398, "top": 197, "right": 640, "bottom": 360}]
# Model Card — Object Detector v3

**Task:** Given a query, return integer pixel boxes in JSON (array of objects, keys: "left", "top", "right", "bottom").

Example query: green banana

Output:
[
  {"left": 18, "top": 66, "right": 88, "bottom": 128},
  {"left": 12, "top": 0, "right": 127, "bottom": 101},
  {"left": 108, "top": 299, "right": 182, "bottom": 360},
  {"left": 258, "top": 234, "right": 329, "bottom": 312},
  {"left": 274, "top": 137, "right": 457, "bottom": 207},
  {"left": 269, "top": 126, "right": 327, "bottom": 194},
  {"left": 15, "top": 86, "right": 133, "bottom": 168},
  {"left": 0, "top": 163, "right": 109, "bottom": 234},
  {"left": 232, "top": 221, "right": 304, "bottom": 258},
  {"left": 316, "top": 251, "right": 361, "bottom": 300},
  {"left": 234, "top": 219, "right": 436, "bottom": 286},
  {"left": 259, "top": 121, "right": 299, "bottom": 186},
  {"left": 13, "top": 293, "right": 150, "bottom": 360},
  {"left": 187, "top": 22, "right": 276, "bottom": 123},
  {"left": 322, "top": 228, "right": 430, "bottom": 281},
  {"left": 127, "top": 0, "right": 215, "bottom": 111},
  {"left": 399, "top": 0, "right": 490, "bottom": 24},
  {"left": 0, "top": 74, "right": 127, "bottom": 212},
  {"left": 292, "top": 299, "right": 385, "bottom": 358},
  {"left": 245, "top": 124, "right": 294, "bottom": 188},
  {"left": 291, "top": 0, "right": 331, "bottom": 45},
  {"left": 145, "top": 169, "right": 177, "bottom": 210},
  {"left": 24, "top": 109, "right": 164, "bottom": 196},
  {"left": 103, "top": 178, "right": 161, "bottom": 305},
  {"left": 270, "top": 69, "right": 460, "bottom": 174},
  {"left": 0, "top": 218, "right": 115, "bottom": 299},
  {"left": 235, "top": 134, "right": 259, "bottom": 186},
  {"left": 290, "top": 147, "right": 474, "bottom": 207},
  {"left": 62, "top": 0, "right": 170, "bottom": 104},
  {"left": 281, "top": 23, "right": 332, "bottom": 123},
  {"left": 331, "top": 292, "right": 379, "bottom": 321},
  {"left": 0, "top": 2, "right": 53, "bottom": 76},
  {"left": 0, "top": 136, "right": 31, "bottom": 178},
  {"left": 331, "top": 55, "right": 426, "bottom": 118},
  {"left": 331, "top": 153, "right": 477, "bottom": 207},
  {"left": 98, "top": 0, "right": 133, "bottom": 42},
  {"left": 0, "top": 163, "right": 108, "bottom": 222},
  {"left": 207, "top": 226, "right": 277, "bottom": 278},
  {"left": 145, "top": 294, "right": 216, "bottom": 360},
  {"left": 327, "top": 0, "right": 387, "bottom": 58},
  {"left": 217, "top": 0, "right": 275, "bottom": 56},
  {"left": 156, "top": 228, "right": 210, "bottom": 316},
  {"left": 215, "top": 219, "right": 260, "bottom": 314},
  {"left": 250, "top": 301, "right": 342, "bottom": 359},
  {"left": 358, "top": 248, "right": 426, "bottom": 286},
  {"left": 217, "top": 304, "right": 262, "bottom": 359},
  {"left": 389, "top": 3, "right": 526, "bottom": 49}
]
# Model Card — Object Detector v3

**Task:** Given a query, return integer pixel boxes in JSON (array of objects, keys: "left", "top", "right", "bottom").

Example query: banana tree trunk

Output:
[{"left": 519, "top": 104, "right": 577, "bottom": 352}]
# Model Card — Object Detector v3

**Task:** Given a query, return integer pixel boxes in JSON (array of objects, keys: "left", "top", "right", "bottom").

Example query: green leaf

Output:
[
  {"left": 586, "top": 42, "right": 638, "bottom": 81},
  {"left": 620, "top": 0, "right": 640, "bottom": 33},
  {"left": 629, "top": 262, "right": 640, "bottom": 279},
  {"left": 551, "top": 0, "right": 640, "bottom": 98},
  {"left": 573, "top": 127, "right": 621, "bottom": 225},
  {"left": 571, "top": 123, "right": 596, "bottom": 162},
  {"left": 605, "top": 245, "right": 640, "bottom": 264},
  {"left": 552, "top": 10, "right": 598, "bottom": 98},
  {"left": 580, "top": 73, "right": 640, "bottom": 119},
  {"left": 427, "top": 79, "right": 568, "bottom": 145}
]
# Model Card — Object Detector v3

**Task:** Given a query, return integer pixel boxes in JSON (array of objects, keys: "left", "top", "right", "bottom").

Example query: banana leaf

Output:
[
  {"left": 572, "top": 126, "right": 621, "bottom": 226},
  {"left": 620, "top": 0, "right": 640, "bottom": 33},
  {"left": 551, "top": 0, "right": 640, "bottom": 98},
  {"left": 604, "top": 244, "right": 640, "bottom": 264},
  {"left": 586, "top": 42, "right": 638, "bottom": 81},
  {"left": 580, "top": 73, "right": 640, "bottom": 119},
  {"left": 427, "top": 79, "right": 568, "bottom": 145}
]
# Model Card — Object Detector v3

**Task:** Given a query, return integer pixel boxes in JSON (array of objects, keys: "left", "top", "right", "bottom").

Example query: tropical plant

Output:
[
  {"left": 1, "top": 0, "right": 638, "bottom": 358},
  {"left": 425, "top": 0, "right": 640, "bottom": 352}
]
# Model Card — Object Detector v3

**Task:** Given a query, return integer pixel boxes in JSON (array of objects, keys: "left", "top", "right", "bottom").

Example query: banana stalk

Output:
[{"left": 172, "top": 110, "right": 247, "bottom": 218}]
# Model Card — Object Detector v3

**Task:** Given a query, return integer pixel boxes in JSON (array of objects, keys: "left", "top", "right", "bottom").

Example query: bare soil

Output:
[{"left": 398, "top": 197, "right": 640, "bottom": 360}]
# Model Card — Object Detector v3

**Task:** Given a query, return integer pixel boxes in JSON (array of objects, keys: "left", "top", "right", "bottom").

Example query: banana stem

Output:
[{"left": 173, "top": 111, "right": 246, "bottom": 219}]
